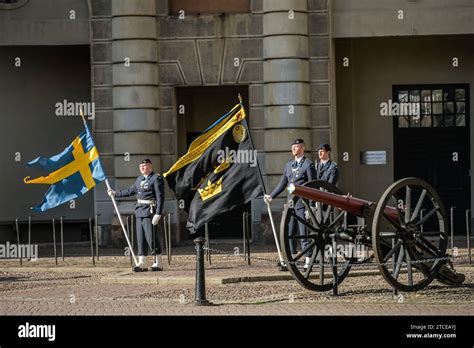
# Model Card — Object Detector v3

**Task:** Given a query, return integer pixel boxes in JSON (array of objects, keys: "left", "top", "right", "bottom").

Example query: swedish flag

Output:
[{"left": 24, "top": 125, "right": 106, "bottom": 211}]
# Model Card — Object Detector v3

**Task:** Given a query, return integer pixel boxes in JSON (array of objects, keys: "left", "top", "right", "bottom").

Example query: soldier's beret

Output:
[
  {"left": 317, "top": 143, "right": 331, "bottom": 151},
  {"left": 139, "top": 158, "right": 152, "bottom": 165},
  {"left": 292, "top": 138, "right": 305, "bottom": 145}
]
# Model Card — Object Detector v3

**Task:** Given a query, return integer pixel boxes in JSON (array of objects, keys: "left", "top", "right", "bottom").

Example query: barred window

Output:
[{"left": 396, "top": 86, "right": 467, "bottom": 128}]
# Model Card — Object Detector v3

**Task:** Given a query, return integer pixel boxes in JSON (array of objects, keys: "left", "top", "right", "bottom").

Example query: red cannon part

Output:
[{"left": 288, "top": 183, "right": 399, "bottom": 222}]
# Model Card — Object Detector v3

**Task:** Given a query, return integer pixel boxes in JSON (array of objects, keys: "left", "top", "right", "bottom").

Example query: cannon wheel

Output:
[
  {"left": 280, "top": 180, "right": 356, "bottom": 292},
  {"left": 372, "top": 178, "right": 448, "bottom": 292}
]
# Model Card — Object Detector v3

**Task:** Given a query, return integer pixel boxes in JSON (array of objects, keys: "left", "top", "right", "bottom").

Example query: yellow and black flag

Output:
[{"left": 164, "top": 102, "right": 263, "bottom": 233}]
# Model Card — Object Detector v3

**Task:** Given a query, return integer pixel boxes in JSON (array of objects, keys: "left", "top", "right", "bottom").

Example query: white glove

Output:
[
  {"left": 264, "top": 194, "right": 273, "bottom": 204},
  {"left": 107, "top": 189, "right": 116, "bottom": 197},
  {"left": 152, "top": 214, "right": 161, "bottom": 226}
]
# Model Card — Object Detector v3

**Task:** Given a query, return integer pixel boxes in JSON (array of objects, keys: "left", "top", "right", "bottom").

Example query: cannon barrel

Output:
[
  {"left": 288, "top": 183, "right": 399, "bottom": 222},
  {"left": 283, "top": 178, "right": 464, "bottom": 292}
]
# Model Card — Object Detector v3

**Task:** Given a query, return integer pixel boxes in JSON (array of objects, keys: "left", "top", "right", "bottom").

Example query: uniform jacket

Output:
[
  {"left": 315, "top": 160, "right": 339, "bottom": 185},
  {"left": 270, "top": 156, "right": 315, "bottom": 199},
  {"left": 116, "top": 172, "right": 165, "bottom": 218}
]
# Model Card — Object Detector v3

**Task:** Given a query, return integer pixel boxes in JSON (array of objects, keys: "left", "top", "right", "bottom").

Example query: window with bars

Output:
[{"left": 396, "top": 86, "right": 467, "bottom": 128}]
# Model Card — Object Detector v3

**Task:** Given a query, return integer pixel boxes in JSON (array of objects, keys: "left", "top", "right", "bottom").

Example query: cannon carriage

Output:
[{"left": 279, "top": 178, "right": 465, "bottom": 292}]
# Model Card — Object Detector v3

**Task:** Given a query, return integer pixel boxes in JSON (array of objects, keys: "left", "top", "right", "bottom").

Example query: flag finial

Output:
[
  {"left": 238, "top": 93, "right": 242, "bottom": 104},
  {"left": 79, "top": 108, "right": 88, "bottom": 129}
]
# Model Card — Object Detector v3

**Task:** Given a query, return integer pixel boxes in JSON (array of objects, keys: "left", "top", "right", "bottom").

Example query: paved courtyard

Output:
[{"left": 1, "top": 246, "right": 473, "bottom": 315}]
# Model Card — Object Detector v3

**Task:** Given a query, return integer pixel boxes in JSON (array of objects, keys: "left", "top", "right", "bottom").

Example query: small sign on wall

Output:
[{"left": 360, "top": 151, "right": 387, "bottom": 165}]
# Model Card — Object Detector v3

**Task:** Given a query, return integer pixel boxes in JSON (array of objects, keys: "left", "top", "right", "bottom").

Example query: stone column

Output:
[
  {"left": 89, "top": 0, "right": 114, "bottom": 242},
  {"left": 308, "top": 0, "right": 334, "bottom": 155},
  {"left": 111, "top": 0, "right": 160, "bottom": 214},
  {"left": 263, "top": 0, "right": 311, "bottom": 199}
]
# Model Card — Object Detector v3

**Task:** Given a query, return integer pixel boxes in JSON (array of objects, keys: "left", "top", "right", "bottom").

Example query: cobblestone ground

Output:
[{"left": 1, "top": 247, "right": 473, "bottom": 315}]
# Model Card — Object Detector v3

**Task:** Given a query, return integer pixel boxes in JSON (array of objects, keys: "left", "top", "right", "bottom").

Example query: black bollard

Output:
[{"left": 193, "top": 237, "right": 211, "bottom": 306}]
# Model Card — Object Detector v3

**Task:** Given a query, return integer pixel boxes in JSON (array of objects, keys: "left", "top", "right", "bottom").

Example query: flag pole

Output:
[
  {"left": 79, "top": 109, "right": 138, "bottom": 266},
  {"left": 238, "top": 95, "right": 285, "bottom": 265},
  {"left": 104, "top": 179, "right": 138, "bottom": 266}
]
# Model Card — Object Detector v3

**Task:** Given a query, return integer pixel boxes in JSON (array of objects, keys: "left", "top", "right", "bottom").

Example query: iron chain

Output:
[{"left": 202, "top": 246, "right": 469, "bottom": 269}]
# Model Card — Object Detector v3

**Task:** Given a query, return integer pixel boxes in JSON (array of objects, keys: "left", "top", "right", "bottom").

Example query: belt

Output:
[{"left": 137, "top": 199, "right": 155, "bottom": 205}]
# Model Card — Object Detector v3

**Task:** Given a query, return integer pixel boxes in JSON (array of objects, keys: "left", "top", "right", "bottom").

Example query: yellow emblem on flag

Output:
[{"left": 232, "top": 123, "right": 246, "bottom": 143}]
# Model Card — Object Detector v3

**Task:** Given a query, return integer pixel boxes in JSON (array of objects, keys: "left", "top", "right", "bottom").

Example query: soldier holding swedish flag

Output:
[{"left": 107, "top": 159, "right": 165, "bottom": 272}]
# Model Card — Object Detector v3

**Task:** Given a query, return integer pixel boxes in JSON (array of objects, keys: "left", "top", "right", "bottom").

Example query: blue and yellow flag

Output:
[{"left": 24, "top": 125, "right": 106, "bottom": 211}]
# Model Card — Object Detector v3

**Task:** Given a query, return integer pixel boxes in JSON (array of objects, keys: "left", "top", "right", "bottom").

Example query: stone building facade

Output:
[{"left": 1, "top": 0, "right": 473, "bottom": 244}]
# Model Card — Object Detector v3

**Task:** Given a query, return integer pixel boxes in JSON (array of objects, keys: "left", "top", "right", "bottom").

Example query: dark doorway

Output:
[
  {"left": 176, "top": 85, "right": 250, "bottom": 239},
  {"left": 393, "top": 84, "right": 470, "bottom": 234}
]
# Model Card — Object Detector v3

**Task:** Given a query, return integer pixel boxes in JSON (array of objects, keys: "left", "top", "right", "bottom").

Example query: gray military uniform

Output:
[{"left": 315, "top": 160, "right": 339, "bottom": 185}]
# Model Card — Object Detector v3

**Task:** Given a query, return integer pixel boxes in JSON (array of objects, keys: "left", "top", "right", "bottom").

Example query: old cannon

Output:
[{"left": 279, "top": 178, "right": 465, "bottom": 292}]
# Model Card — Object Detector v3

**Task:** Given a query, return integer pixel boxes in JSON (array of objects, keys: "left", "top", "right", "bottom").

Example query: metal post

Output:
[
  {"left": 60, "top": 216, "right": 64, "bottom": 261},
  {"left": 204, "top": 222, "right": 211, "bottom": 265},
  {"left": 28, "top": 215, "right": 32, "bottom": 261},
  {"left": 131, "top": 214, "right": 134, "bottom": 251},
  {"left": 15, "top": 218, "right": 22, "bottom": 266},
  {"left": 450, "top": 206, "right": 456, "bottom": 250},
  {"left": 52, "top": 218, "right": 57, "bottom": 266},
  {"left": 126, "top": 216, "right": 132, "bottom": 267},
  {"left": 89, "top": 217, "right": 95, "bottom": 266},
  {"left": 193, "top": 237, "right": 211, "bottom": 306},
  {"left": 466, "top": 209, "right": 471, "bottom": 265},
  {"left": 163, "top": 215, "right": 170, "bottom": 266},
  {"left": 245, "top": 212, "right": 251, "bottom": 266},
  {"left": 420, "top": 209, "right": 424, "bottom": 234},
  {"left": 167, "top": 213, "right": 172, "bottom": 265},
  {"left": 95, "top": 214, "right": 100, "bottom": 260},
  {"left": 242, "top": 212, "right": 247, "bottom": 261},
  {"left": 391, "top": 238, "right": 398, "bottom": 296},
  {"left": 332, "top": 236, "right": 338, "bottom": 296}
]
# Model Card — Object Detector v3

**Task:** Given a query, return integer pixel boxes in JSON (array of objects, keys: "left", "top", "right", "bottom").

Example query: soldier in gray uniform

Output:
[
  {"left": 107, "top": 159, "right": 165, "bottom": 272},
  {"left": 315, "top": 143, "right": 339, "bottom": 185},
  {"left": 264, "top": 139, "right": 315, "bottom": 269}
]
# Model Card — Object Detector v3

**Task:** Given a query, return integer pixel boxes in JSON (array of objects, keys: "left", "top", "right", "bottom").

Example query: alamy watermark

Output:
[
  {"left": 216, "top": 147, "right": 258, "bottom": 167},
  {"left": 18, "top": 322, "right": 55, "bottom": 341},
  {"left": 323, "top": 243, "right": 369, "bottom": 260},
  {"left": 380, "top": 99, "right": 420, "bottom": 118},
  {"left": 55, "top": 99, "right": 95, "bottom": 120},
  {"left": 0, "top": 242, "right": 38, "bottom": 260}
]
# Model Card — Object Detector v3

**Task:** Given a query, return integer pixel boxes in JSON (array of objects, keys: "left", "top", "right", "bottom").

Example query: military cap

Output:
[
  {"left": 317, "top": 143, "right": 331, "bottom": 151},
  {"left": 292, "top": 138, "right": 305, "bottom": 145},
  {"left": 139, "top": 158, "right": 152, "bottom": 165}
]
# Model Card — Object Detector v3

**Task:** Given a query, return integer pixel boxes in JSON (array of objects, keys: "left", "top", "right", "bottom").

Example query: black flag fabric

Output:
[{"left": 163, "top": 103, "right": 263, "bottom": 233}]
